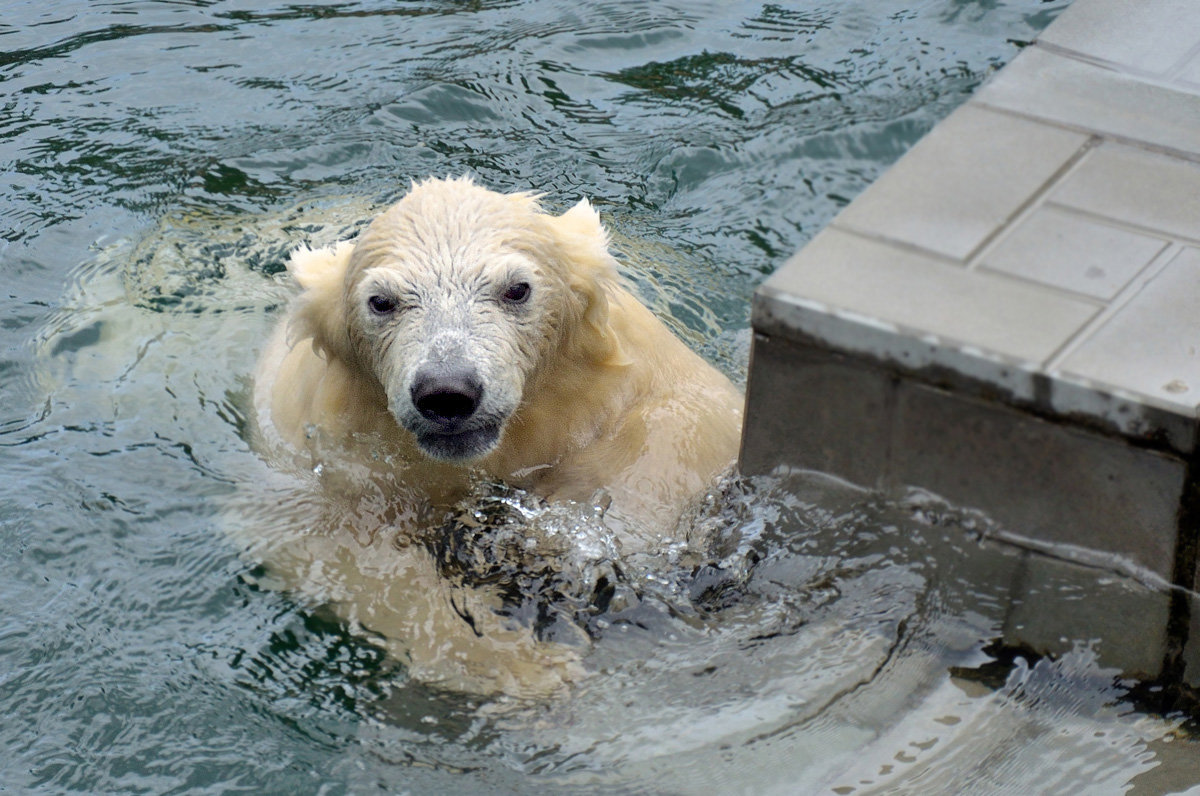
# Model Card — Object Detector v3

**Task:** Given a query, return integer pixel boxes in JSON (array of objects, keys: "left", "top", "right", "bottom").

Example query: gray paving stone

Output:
[
  {"left": 739, "top": 335, "right": 892, "bottom": 486},
  {"left": 1058, "top": 246, "right": 1200, "bottom": 412},
  {"left": 980, "top": 204, "right": 1168, "bottom": 300},
  {"left": 832, "top": 104, "right": 1089, "bottom": 261},
  {"left": 765, "top": 227, "right": 1101, "bottom": 365},
  {"left": 1003, "top": 552, "right": 1170, "bottom": 679},
  {"left": 889, "top": 381, "right": 1184, "bottom": 581},
  {"left": 976, "top": 46, "right": 1200, "bottom": 157},
  {"left": 1038, "top": 0, "right": 1198, "bottom": 76},
  {"left": 918, "top": 531, "right": 1023, "bottom": 632},
  {"left": 1050, "top": 144, "right": 1200, "bottom": 244}
]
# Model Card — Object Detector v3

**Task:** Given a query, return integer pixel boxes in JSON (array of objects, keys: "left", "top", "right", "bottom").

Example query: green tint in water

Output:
[{"left": 3, "top": 1, "right": 1198, "bottom": 793}]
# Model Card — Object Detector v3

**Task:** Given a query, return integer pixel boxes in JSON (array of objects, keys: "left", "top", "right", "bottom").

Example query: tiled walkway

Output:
[{"left": 740, "top": 0, "right": 1200, "bottom": 683}]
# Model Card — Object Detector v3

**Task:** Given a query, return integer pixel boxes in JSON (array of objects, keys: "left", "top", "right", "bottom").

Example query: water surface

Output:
[{"left": 4, "top": 1, "right": 1198, "bottom": 793}]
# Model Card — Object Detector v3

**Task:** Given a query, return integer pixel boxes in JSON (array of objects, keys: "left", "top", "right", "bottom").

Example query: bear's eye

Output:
[
  {"left": 367, "top": 294, "right": 398, "bottom": 315},
  {"left": 501, "top": 282, "right": 531, "bottom": 305}
]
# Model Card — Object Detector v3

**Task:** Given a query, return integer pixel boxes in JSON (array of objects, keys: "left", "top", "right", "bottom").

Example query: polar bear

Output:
[{"left": 249, "top": 176, "right": 743, "bottom": 695}]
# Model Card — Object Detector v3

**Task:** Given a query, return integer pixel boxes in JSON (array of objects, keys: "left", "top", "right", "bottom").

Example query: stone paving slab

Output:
[
  {"left": 1059, "top": 246, "right": 1200, "bottom": 412},
  {"left": 979, "top": 204, "right": 1168, "bottom": 301},
  {"left": 1049, "top": 145, "right": 1200, "bottom": 245},
  {"left": 977, "top": 46, "right": 1200, "bottom": 157},
  {"left": 1035, "top": 0, "right": 1198, "bottom": 75},
  {"left": 741, "top": 0, "right": 1200, "bottom": 682},
  {"left": 833, "top": 105, "right": 1090, "bottom": 261}
]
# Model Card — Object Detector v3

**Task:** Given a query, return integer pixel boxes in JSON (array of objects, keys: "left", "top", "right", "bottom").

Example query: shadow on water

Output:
[{"left": 5, "top": 1, "right": 1200, "bottom": 793}]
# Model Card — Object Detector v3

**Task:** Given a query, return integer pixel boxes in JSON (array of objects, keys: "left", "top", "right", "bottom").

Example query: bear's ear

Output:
[
  {"left": 547, "top": 200, "right": 630, "bottom": 367},
  {"left": 285, "top": 242, "right": 357, "bottom": 365},
  {"left": 553, "top": 199, "right": 610, "bottom": 260},
  {"left": 288, "top": 241, "right": 354, "bottom": 290}
]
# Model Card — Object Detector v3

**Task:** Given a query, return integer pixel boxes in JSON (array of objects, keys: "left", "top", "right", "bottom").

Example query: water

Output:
[{"left": 3, "top": 1, "right": 1198, "bottom": 793}]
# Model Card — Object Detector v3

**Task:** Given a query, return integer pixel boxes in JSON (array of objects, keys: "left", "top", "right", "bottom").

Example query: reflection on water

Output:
[{"left": 3, "top": 0, "right": 1199, "bottom": 793}]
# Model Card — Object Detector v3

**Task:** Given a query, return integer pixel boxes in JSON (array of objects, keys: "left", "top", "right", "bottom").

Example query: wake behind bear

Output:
[{"left": 250, "top": 176, "right": 743, "bottom": 697}]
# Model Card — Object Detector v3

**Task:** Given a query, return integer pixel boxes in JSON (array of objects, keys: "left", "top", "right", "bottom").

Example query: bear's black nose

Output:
[{"left": 410, "top": 366, "right": 483, "bottom": 429}]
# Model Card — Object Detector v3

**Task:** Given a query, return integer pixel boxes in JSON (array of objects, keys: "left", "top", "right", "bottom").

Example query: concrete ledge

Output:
[
  {"left": 742, "top": 335, "right": 1185, "bottom": 579},
  {"left": 741, "top": 0, "right": 1200, "bottom": 684}
]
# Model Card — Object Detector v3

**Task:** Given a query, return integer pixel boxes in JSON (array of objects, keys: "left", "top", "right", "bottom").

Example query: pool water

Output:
[{"left": 4, "top": 1, "right": 1199, "bottom": 793}]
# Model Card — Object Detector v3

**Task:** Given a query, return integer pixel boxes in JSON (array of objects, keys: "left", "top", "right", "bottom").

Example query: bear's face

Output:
[
  {"left": 288, "top": 178, "right": 621, "bottom": 464},
  {"left": 307, "top": 177, "right": 622, "bottom": 465},
  {"left": 348, "top": 242, "right": 553, "bottom": 462}
]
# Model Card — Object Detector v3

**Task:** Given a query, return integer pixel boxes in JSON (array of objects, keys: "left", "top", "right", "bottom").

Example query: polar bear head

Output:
[{"left": 287, "top": 176, "right": 625, "bottom": 462}]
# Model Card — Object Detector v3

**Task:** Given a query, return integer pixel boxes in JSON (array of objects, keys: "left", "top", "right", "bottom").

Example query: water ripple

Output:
[{"left": 12, "top": 1, "right": 1178, "bottom": 793}]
